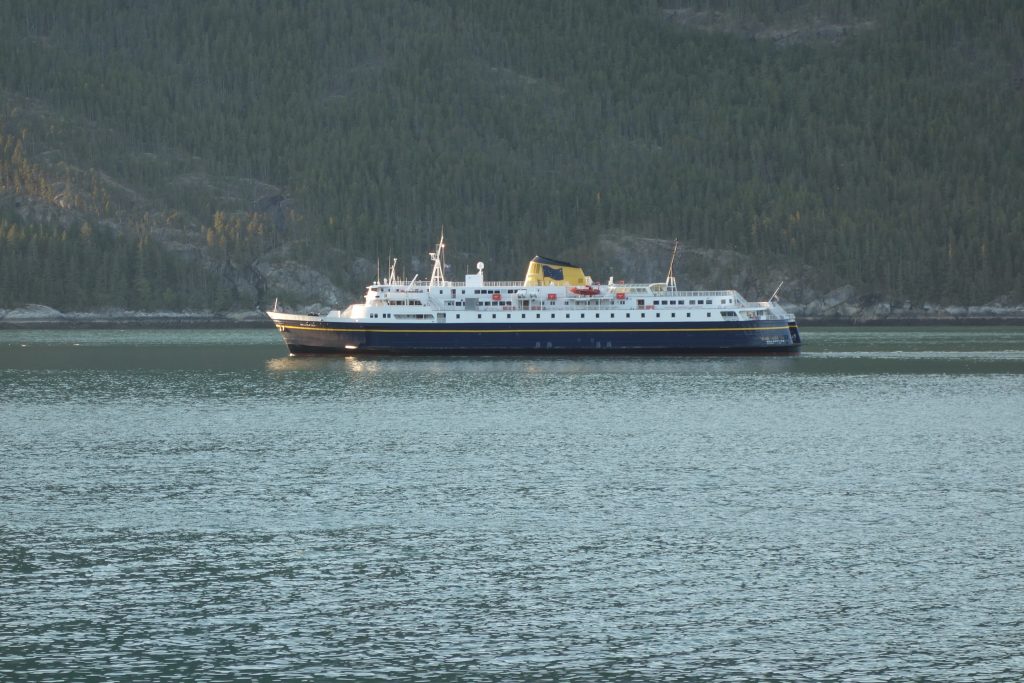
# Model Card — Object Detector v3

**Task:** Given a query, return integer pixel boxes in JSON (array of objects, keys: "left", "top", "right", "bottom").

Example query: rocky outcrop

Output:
[
  {"left": 786, "top": 292, "right": 1024, "bottom": 324},
  {"left": 5, "top": 233, "right": 1023, "bottom": 326},
  {"left": 0, "top": 304, "right": 67, "bottom": 322},
  {"left": 252, "top": 259, "right": 347, "bottom": 308},
  {"left": 586, "top": 235, "right": 1024, "bottom": 324},
  {"left": 589, "top": 235, "right": 819, "bottom": 303},
  {"left": 662, "top": 7, "right": 876, "bottom": 46}
]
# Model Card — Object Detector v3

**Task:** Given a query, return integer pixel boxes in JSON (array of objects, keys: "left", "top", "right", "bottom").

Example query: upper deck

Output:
[
  {"left": 313, "top": 236, "right": 795, "bottom": 325},
  {"left": 325, "top": 279, "right": 793, "bottom": 324}
]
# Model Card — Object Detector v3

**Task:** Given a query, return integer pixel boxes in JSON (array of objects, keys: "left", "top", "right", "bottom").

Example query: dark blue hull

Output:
[{"left": 275, "top": 319, "right": 801, "bottom": 355}]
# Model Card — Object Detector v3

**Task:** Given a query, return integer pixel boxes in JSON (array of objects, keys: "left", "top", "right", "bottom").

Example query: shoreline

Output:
[
  {"left": 2, "top": 313, "right": 1024, "bottom": 330},
  {"left": 0, "top": 306, "right": 272, "bottom": 330},
  {"left": 3, "top": 303, "right": 1024, "bottom": 330},
  {"left": 0, "top": 319, "right": 274, "bottom": 330},
  {"left": 801, "top": 317, "right": 1024, "bottom": 327}
]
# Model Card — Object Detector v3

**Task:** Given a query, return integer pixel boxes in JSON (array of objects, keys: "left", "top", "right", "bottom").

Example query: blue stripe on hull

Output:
[{"left": 279, "top": 321, "right": 800, "bottom": 354}]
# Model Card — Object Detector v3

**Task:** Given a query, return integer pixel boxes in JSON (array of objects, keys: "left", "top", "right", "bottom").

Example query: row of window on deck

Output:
[
  {"left": 376, "top": 296, "right": 735, "bottom": 307},
  {"left": 369, "top": 310, "right": 740, "bottom": 320}
]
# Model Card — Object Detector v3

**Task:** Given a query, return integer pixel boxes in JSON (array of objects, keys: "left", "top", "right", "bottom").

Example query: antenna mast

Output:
[
  {"left": 665, "top": 240, "right": 679, "bottom": 291},
  {"left": 429, "top": 227, "right": 447, "bottom": 286}
]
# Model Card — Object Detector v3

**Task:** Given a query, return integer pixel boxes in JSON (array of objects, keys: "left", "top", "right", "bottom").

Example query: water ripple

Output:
[{"left": 2, "top": 328, "right": 1024, "bottom": 680}]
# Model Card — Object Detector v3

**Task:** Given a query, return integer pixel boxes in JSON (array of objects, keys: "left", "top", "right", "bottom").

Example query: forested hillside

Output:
[{"left": 2, "top": 0, "right": 1023, "bottom": 311}]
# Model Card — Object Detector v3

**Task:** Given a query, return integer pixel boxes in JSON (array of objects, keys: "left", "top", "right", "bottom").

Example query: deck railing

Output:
[{"left": 378, "top": 281, "right": 739, "bottom": 298}]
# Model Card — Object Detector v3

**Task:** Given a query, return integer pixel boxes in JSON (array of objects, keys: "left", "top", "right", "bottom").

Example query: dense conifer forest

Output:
[{"left": 1, "top": 0, "right": 1023, "bottom": 310}]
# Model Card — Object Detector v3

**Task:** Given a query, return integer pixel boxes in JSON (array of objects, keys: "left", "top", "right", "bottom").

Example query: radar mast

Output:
[
  {"left": 665, "top": 240, "right": 679, "bottom": 291},
  {"left": 429, "top": 228, "right": 447, "bottom": 286}
]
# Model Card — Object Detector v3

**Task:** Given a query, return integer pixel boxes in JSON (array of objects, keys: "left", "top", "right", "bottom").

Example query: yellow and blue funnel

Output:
[{"left": 523, "top": 256, "right": 589, "bottom": 286}]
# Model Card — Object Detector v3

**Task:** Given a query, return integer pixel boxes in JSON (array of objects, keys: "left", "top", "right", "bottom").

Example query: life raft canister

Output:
[
  {"left": 615, "top": 292, "right": 625, "bottom": 300},
  {"left": 492, "top": 292, "right": 501, "bottom": 301},
  {"left": 547, "top": 293, "right": 557, "bottom": 300}
]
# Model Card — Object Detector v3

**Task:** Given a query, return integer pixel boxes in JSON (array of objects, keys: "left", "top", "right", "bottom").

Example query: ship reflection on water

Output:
[
  {"left": 265, "top": 355, "right": 382, "bottom": 373},
  {"left": 262, "top": 351, "right": 803, "bottom": 378}
]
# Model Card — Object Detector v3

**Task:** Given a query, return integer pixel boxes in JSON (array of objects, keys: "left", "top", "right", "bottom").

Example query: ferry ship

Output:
[{"left": 266, "top": 236, "right": 801, "bottom": 355}]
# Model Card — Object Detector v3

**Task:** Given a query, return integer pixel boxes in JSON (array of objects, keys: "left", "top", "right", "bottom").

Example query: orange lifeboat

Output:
[{"left": 570, "top": 286, "right": 600, "bottom": 296}]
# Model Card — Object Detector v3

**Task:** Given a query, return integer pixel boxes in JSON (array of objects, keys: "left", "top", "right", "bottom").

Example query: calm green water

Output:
[{"left": 2, "top": 327, "right": 1023, "bottom": 681}]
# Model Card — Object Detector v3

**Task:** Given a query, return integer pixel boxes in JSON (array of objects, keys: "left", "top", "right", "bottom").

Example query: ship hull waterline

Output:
[{"left": 272, "top": 320, "right": 802, "bottom": 355}]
